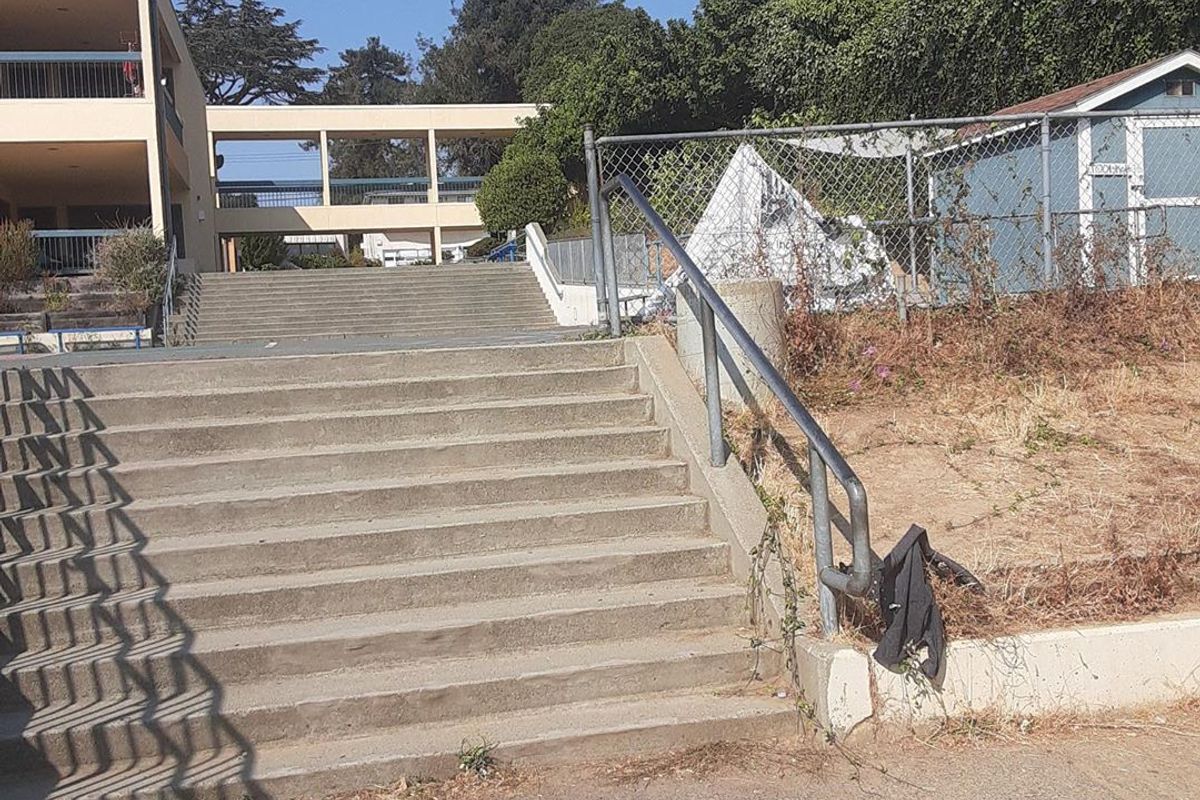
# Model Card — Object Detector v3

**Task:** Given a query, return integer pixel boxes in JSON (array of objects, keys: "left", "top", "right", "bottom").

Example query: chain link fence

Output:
[{"left": 595, "top": 111, "right": 1200, "bottom": 316}]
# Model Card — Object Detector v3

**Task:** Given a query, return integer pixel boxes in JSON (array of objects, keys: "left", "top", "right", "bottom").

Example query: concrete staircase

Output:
[
  {"left": 173, "top": 264, "right": 559, "bottom": 346},
  {"left": 0, "top": 339, "right": 791, "bottom": 799}
]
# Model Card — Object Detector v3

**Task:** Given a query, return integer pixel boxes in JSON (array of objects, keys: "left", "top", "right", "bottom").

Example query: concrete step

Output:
[
  {"left": 0, "top": 365, "right": 637, "bottom": 435},
  {"left": 190, "top": 292, "right": 551, "bottom": 318},
  {"left": 183, "top": 323, "right": 563, "bottom": 347},
  {"left": 0, "top": 631, "right": 762, "bottom": 774},
  {"left": 192, "top": 265, "right": 533, "bottom": 283},
  {"left": 1, "top": 425, "right": 670, "bottom": 511},
  {"left": 2, "top": 494, "right": 708, "bottom": 591},
  {"left": 186, "top": 309, "right": 558, "bottom": 333},
  {"left": 190, "top": 288, "right": 550, "bottom": 312},
  {"left": 5, "top": 533, "right": 725, "bottom": 650},
  {"left": 0, "top": 341, "right": 624, "bottom": 400},
  {"left": 2, "top": 577, "right": 742, "bottom": 710},
  {"left": 189, "top": 278, "right": 542, "bottom": 297},
  {"left": 184, "top": 321, "right": 560, "bottom": 345},
  {"left": 0, "top": 689, "right": 793, "bottom": 799},
  {"left": 0, "top": 392, "right": 651, "bottom": 470}
]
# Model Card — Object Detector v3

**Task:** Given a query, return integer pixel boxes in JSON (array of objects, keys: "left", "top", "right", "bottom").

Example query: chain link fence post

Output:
[
  {"left": 1041, "top": 114, "right": 1055, "bottom": 287},
  {"left": 583, "top": 125, "right": 610, "bottom": 326}
]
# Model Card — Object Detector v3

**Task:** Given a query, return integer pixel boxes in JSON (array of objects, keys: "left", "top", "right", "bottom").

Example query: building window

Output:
[{"left": 1166, "top": 79, "right": 1195, "bottom": 97}]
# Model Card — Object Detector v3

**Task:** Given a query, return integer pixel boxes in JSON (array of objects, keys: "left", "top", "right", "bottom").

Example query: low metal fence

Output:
[
  {"left": 34, "top": 230, "right": 123, "bottom": 275},
  {"left": 0, "top": 52, "right": 143, "bottom": 99},
  {"left": 545, "top": 233, "right": 650, "bottom": 286}
]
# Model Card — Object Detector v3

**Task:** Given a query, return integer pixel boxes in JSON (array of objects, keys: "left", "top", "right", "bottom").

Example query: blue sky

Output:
[
  {"left": 218, "top": 1, "right": 700, "bottom": 182},
  {"left": 285, "top": 0, "right": 698, "bottom": 66}
]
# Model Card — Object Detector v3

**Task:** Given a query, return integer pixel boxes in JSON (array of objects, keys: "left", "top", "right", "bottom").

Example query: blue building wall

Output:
[{"left": 927, "top": 64, "right": 1200, "bottom": 294}]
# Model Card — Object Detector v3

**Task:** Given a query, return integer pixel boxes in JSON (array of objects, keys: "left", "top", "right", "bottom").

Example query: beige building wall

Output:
[{"left": 0, "top": 0, "right": 219, "bottom": 271}]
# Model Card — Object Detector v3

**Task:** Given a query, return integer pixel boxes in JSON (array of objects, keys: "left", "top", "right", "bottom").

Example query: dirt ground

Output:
[
  {"left": 820, "top": 363, "right": 1200, "bottom": 568},
  {"left": 336, "top": 702, "right": 1200, "bottom": 800},
  {"left": 729, "top": 359, "right": 1200, "bottom": 636}
]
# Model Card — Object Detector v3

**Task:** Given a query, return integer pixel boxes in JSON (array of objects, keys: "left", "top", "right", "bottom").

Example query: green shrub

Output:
[
  {"left": 239, "top": 234, "right": 290, "bottom": 271},
  {"left": 0, "top": 219, "right": 39, "bottom": 292},
  {"left": 467, "top": 235, "right": 506, "bottom": 259},
  {"left": 42, "top": 275, "right": 71, "bottom": 312},
  {"left": 347, "top": 245, "right": 382, "bottom": 268},
  {"left": 294, "top": 253, "right": 343, "bottom": 270},
  {"left": 475, "top": 145, "right": 569, "bottom": 233},
  {"left": 93, "top": 226, "right": 167, "bottom": 313}
]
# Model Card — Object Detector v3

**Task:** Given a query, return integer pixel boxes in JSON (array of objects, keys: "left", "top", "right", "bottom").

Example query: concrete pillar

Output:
[
  {"left": 426, "top": 129, "right": 439, "bottom": 204},
  {"left": 676, "top": 279, "right": 787, "bottom": 410},
  {"left": 225, "top": 237, "right": 239, "bottom": 272},
  {"left": 320, "top": 131, "right": 332, "bottom": 206},
  {"left": 432, "top": 227, "right": 444, "bottom": 266},
  {"left": 139, "top": 0, "right": 171, "bottom": 240}
]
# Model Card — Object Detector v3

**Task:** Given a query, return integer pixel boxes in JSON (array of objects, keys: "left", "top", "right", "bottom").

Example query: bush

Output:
[
  {"left": 239, "top": 234, "right": 290, "bottom": 271},
  {"left": 466, "top": 235, "right": 506, "bottom": 259},
  {"left": 294, "top": 253, "right": 343, "bottom": 270},
  {"left": 347, "top": 245, "right": 382, "bottom": 268},
  {"left": 0, "top": 219, "right": 39, "bottom": 291},
  {"left": 93, "top": 226, "right": 167, "bottom": 313},
  {"left": 475, "top": 145, "right": 569, "bottom": 233}
]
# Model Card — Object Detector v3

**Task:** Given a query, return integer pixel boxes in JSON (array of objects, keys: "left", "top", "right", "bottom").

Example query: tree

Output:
[
  {"left": 518, "top": 4, "right": 679, "bottom": 181},
  {"left": 417, "top": 0, "right": 596, "bottom": 104},
  {"left": 475, "top": 146, "right": 568, "bottom": 232},
  {"left": 319, "top": 38, "right": 424, "bottom": 180},
  {"left": 175, "top": 0, "right": 324, "bottom": 105},
  {"left": 665, "top": 0, "right": 769, "bottom": 129},
  {"left": 238, "top": 234, "right": 290, "bottom": 270}
]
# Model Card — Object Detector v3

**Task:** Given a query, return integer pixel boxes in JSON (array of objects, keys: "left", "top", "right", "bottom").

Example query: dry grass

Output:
[
  {"left": 918, "top": 697, "right": 1200, "bottom": 749},
  {"left": 597, "top": 739, "right": 829, "bottom": 784},
  {"left": 787, "top": 281, "right": 1200, "bottom": 409},
  {"left": 328, "top": 770, "right": 538, "bottom": 800},
  {"left": 724, "top": 281, "right": 1200, "bottom": 640}
]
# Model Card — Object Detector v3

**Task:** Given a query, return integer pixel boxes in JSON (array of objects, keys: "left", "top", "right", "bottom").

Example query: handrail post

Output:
[
  {"left": 598, "top": 193, "right": 622, "bottom": 337},
  {"left": 583, "top": 126, "right": 610, "bottom": 328},
  {"left": 809, "top": 445, "right": 838, "bottom": 636},
  {"left": 699, "top": 297, "right": 726, "bottom": 467}
]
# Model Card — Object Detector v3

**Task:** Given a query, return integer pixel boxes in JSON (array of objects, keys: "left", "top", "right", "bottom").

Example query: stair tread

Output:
[
  {"left": 0, "top": 424, "right": 665, "bottom": 478},
  {"left": 2, "top": 364, "right": 631, "bottom": 406},
  {"left": 3, "top": 577, "right": 742, "bottom": 675},
  {"left": 0, "top": 688, "right": 789, "bottom": 799},
  {"left": 0, "top": 391, "right": 645, "bottom": 441},
  {"left": 2, "top": 630, "right": 751, "bottom": 738},
  {"left": 1, "top": 457, "right": 682, "bottom": 520},
  {"left": 1, "top": 531, "right": 720, "bottom": 616},
  {"left": 2, "top": 494, "right": 704, "bottom": 568}
]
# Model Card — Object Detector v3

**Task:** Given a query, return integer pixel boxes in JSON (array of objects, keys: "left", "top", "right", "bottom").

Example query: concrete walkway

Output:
[{"left": 409, "top": 722, "right": 1200, "bottom": 800}]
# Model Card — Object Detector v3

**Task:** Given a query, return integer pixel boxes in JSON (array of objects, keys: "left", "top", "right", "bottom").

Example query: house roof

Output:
[{"left": 991, "top": 49, "right": 1200, "bottom": 115}]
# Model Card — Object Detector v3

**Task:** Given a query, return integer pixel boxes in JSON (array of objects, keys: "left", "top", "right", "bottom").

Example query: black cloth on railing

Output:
[{"left": 873, "top": 525, "right": 982, "bottom": 680}]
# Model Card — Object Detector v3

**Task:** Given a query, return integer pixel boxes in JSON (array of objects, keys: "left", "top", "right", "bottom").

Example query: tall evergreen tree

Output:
[
  {"left": 417, "top": 0, "right": 597, "bottom": 103},
  {"left": 319, "top": 38, "right": 423, "bottom": 180},
  {"left": 175, "top": 0, "right": 324, "bottom": 105}
]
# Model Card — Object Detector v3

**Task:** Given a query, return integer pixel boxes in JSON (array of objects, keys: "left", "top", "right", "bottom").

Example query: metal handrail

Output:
[
  {"left": 487, "top": 231, "right": 527, "bottom": 263},
  {"left": 160, "top": 238, "right": 178, "bottom": 346},
  {"left": 600, "top": 174, "right": 873, "bottom": 630}
]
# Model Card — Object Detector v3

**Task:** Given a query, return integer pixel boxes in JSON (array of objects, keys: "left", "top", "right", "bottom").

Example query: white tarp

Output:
[
  {"left": 642, "top": 143, "right": 893, "bottom": 315},
  {"left": 785, "top": 128, "right": 950, "bottom": 159}
]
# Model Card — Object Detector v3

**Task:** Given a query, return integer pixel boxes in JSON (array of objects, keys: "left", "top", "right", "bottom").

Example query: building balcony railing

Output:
[
  {"left": 216, "top": 177, "right": 485, "bottom": 209},
  {"left": 218, "top": 181, "right": 324, "bottom": 209},
  {"left": 0, "top": 52, "right": 144, "bottom": 100},
  {"left": 34, "top": 229, "right": 124, "bottom": 274}
]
